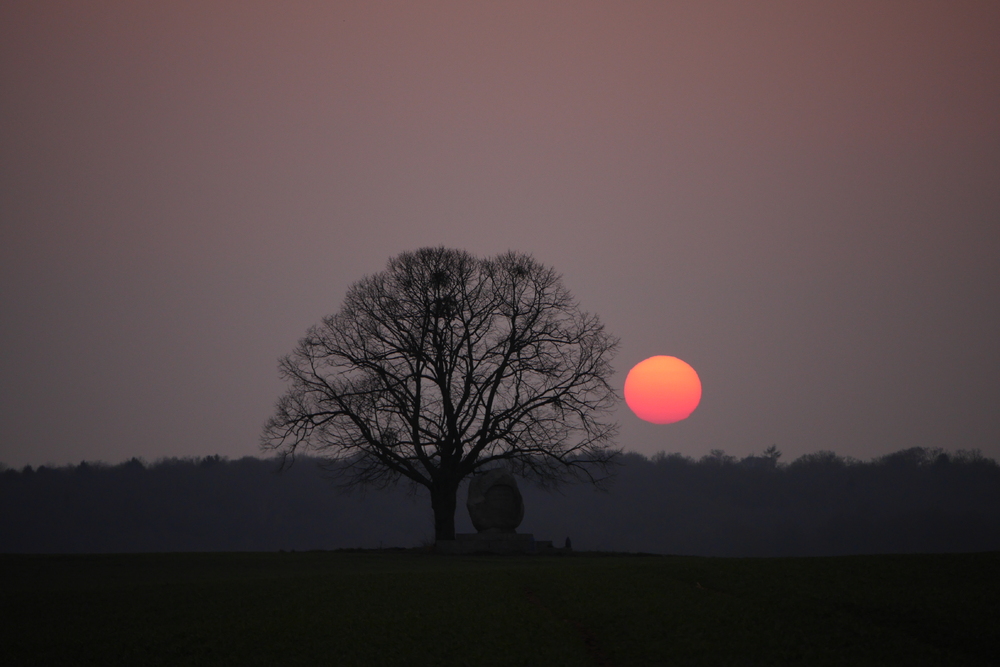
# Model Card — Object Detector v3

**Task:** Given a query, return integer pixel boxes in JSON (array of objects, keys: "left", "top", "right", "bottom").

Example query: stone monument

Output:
[
  {"left": 435, "top": 468, "right": 557, "bottom": 554},
  {"left": 466, "top": 468, "right": 524, "bottom": 532}
]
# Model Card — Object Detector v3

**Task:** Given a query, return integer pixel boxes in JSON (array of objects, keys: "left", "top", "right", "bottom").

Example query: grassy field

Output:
[{"left": 1, "top": 550, "right": 997, "bottom": 666}]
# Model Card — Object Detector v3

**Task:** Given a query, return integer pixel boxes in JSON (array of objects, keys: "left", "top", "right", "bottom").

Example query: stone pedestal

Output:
[{"left": 435, "top": 530, "right": 555, "bottom": 555}]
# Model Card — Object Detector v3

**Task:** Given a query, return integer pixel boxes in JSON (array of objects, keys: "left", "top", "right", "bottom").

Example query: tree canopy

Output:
[{"left": 261, "top": 247, "right": 620, "bottom": 539}]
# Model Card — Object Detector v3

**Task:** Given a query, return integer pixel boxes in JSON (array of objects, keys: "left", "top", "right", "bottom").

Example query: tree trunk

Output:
[{"left": 430, "top": 482, "right": 458, "bottom": 541}]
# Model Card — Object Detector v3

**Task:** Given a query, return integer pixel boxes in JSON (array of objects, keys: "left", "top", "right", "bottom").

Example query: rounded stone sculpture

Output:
[{"left": 466, "top": 469, "right": 524, "bottom": 533}]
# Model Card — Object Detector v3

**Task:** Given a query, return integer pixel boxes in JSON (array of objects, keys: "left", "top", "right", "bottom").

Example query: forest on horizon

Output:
[{"left": 2, "top": 447, "right": 998, "bottom": 557}]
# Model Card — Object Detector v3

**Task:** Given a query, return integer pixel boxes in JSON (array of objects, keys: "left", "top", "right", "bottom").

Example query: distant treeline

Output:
[{"left": 2, "top": 447, "right": 998, "bottom": 556}]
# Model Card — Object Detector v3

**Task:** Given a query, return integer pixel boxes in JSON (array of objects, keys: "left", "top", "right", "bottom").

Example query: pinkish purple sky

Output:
[{"left": 2, "top": 1, "right": 999, "bottom": 468}]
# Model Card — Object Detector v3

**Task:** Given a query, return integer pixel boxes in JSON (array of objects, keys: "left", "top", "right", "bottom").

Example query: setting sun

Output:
[{"left": 624, "top": 356, "right": 702, "bottom": 424}]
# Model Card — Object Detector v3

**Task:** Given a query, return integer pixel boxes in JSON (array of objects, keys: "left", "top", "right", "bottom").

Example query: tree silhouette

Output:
[{"left": 261, "top": 247, "right": 620, "bottom": 540}]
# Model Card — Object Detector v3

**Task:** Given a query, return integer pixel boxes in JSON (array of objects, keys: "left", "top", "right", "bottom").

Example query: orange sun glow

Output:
[{"left": 624, "top": 355, "right": 702, "bottom": 424}]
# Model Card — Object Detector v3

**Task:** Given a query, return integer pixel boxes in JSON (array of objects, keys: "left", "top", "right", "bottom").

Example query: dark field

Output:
[{"left": 2, "top": 551, "right": 998, "bottom": 666}]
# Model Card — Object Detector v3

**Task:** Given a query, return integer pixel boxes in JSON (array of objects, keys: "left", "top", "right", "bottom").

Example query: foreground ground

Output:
[{"left": 1, "top": 550, "right": 997, "bottom": 666}]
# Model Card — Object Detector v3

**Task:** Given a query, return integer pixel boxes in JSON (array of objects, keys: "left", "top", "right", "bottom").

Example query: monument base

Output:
[{"left": 435, "top": 531, "right": 560, "bottom": 555}]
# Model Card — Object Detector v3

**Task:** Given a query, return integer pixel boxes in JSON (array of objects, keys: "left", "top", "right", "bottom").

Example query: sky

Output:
[{"left": 2, "top": 1, "right": 999, "bottom": 469}]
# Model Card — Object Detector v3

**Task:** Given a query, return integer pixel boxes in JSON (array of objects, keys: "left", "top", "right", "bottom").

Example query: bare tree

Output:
[{"left": 262, "top": 247, "right": 619, "bottom": 540}]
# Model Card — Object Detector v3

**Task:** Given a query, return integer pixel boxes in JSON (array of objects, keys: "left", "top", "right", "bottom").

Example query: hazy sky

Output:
[{"left": 2, "top": 1, "right": 998, "bottom": 468}]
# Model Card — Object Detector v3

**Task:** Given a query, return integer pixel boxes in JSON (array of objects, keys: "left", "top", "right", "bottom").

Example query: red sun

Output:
[{"left": 624, "top": 356, "right": 702, "bottom": 424}]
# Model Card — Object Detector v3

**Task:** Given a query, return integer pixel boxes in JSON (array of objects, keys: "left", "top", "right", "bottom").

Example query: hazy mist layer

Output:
[{"left": 3, "top": 450, "right": 998, "bottom": 556}]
